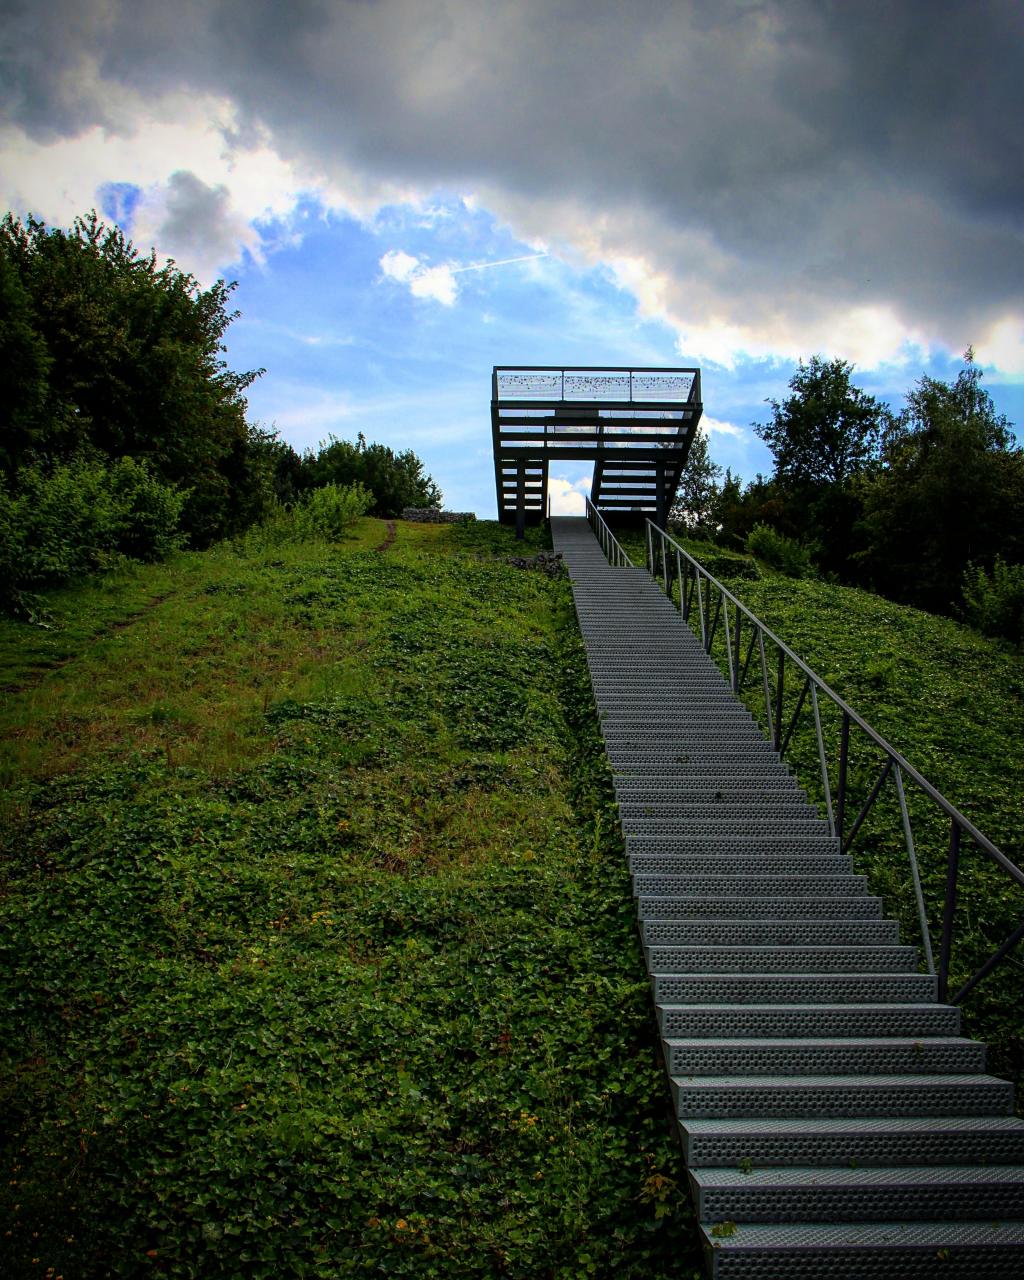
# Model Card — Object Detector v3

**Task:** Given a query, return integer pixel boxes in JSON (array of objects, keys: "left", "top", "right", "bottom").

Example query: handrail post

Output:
[
  {"left": 835, "top": 711, "right": 850, "bottom": 846},
  {"left": 938, "top": 820, "right": 961, "bottom": 1003},
  {"left": 732, "top": 605, "right": 741, "bottom": 693},
  {"left": 773, "top": 650, "right": 785, "bottom": 752}
]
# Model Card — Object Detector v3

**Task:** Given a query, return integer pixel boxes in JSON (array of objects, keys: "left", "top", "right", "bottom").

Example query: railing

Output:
[
  {"left": 645, "top": 519, "right": 1024, "bottom": 1006},
  {"left": 585, "top": 497, "right": 633, "bottom": 569},
  {"left": 493, "top": 365, "right": 700, "bottom": 406}
]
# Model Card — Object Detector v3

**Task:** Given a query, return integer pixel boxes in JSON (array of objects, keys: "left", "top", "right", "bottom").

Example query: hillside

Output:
[{"left": 0, "top": 519, "right": 702, "bottom": 1280}]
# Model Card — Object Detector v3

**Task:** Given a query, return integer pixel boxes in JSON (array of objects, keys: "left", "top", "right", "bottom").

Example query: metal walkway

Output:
[{"left": 550, "top": 515, "right": 1024, "bottom": 1279}]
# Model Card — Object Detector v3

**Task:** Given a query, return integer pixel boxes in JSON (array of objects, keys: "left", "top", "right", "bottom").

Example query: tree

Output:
[
  {"left": 302, "top": 433, "right": 441, "bottom": 517},
  {"left": 754, "top": 356, "right": 891, "bottom": 574},
  {"left": 856, "top": 353, "right": 1024, "bottom": 613},
  {"left": 0, "top": 210, "right": 266, "bottom": 544},
  {"left": 757, "top": 355, "right": 888, "bottom": 488},
  {"left": 670, "top": 429, "right": 722, "bottom": 536}
]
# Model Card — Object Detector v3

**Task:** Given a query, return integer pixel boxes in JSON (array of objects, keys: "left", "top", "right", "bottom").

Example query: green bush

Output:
[
  {"left": 294, "top": 481, "right": 374, "bottom": 540},
  {"left": 962, "top": 558, "right": 1024, "bottom": 645},
  {"left": 0, "top": 455, "right": 185, "bottom": 607},
  {"left": 745, "top": 522, "right": 814, "bottom": 578}
]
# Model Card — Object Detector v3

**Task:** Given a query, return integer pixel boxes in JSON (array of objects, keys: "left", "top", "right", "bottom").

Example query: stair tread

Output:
[
  {"left": 701, "top": 1219, "right": 1024, "bottom": 1247},
  {"left": 693, "top": 1164, "right": 1024, "bottom": 1187}
]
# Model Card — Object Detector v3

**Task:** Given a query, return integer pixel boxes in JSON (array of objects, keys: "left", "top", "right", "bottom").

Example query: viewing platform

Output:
[{"left": 491, "top": 365, "right": 702, "bottom": 534}]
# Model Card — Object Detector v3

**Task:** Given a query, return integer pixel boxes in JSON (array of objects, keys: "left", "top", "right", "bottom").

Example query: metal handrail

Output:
[
  {"left": 642, "top": 519, "right": 1024, "bottom": 1005},
  {"left": 584, "top": 498, "right": 633, "bottom": 569}
]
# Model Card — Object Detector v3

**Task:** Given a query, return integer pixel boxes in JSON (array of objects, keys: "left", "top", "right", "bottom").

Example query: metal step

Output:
[
  {"left": 700, "top": 1220, "right": 1024, "bottom": 1280},
  {"left": 635, "top": 874, "right": 869, "bottom": 898},
  {"left": 656, "top": 1003, "right": 959, "bottom": 1040},
  {"left": 642, "top": 919, "right": 898, "bottom": 947},
  {"left": 691, "top": 1164, "right": 1024, "bottom": 1223},
  {"left": 645, "top": 946, "right": 920, "bottom": 975},
  {"left": 631, "top": 855, "right": 853, "bottom": 877},
  {"left": 638, "top": 897, "right": 884, "bottom": 921},
  {"left": 670, "top": 1074, "right": 1013, "bottom": 1120},
  {"left": 664, "top": 1037, "right": 984, "bottom": 1077},
  {"left": 652, "top": 973, "right": 937, "bottom": 1004},
  {"left": 681, "top": 1115, "right": 1024, "bottom": 1168}
]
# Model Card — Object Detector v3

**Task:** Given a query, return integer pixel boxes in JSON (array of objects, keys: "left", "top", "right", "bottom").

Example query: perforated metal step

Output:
[
  {"left": 643, "top": 919, "right": 897, "bottom": 947},
  {"left": 652, "top": 972, "right": 936, "bottom": 1005},
  {"left": 691, "top": 1164, "right": 1024, "bottom": 1223},
  {"left": 670, "top": 1073, "right": 1013, "bottom": 1119},
  {"left": 665, "top": 1037, "right": 984, "bottom": 1077},
  {"left": 681, "top": 1115, "right": 1024, "bottom": 1168},
  {"left": 646, "top": 946, "right": 920, "bottom": 976},
  {"left": 657, "top": 1004, "right": 960, "bottom": 1040}
]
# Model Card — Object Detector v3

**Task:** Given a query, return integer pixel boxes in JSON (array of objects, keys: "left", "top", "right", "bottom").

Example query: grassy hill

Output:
[
  {"left": 0, "top": 519, "right": 701, "bottom": 1280},
  {"left": 4, "top": 516, "right": 1023, "bottom": 1278}
]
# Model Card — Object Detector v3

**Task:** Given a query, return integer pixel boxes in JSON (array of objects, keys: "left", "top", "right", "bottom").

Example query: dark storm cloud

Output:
[
  {"left": 155, "top": 169, "right": 248, "bottom": 267},
  {"left": 3, "top": 0, "right": 1022, "bottom": 350}
]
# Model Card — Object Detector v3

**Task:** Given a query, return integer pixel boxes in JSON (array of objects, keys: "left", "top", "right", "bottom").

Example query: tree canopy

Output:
[
  {"left": 856, "top": 355, "right": 1024, "bottom": 612},
  {"left": 0, "top": 210, "right": 265, "bottom": 545},
  {"left": 756, "top": 355, "right": 888, "bottom": 489}
]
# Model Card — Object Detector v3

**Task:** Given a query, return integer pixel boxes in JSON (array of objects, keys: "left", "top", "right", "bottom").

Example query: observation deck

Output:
[{"left": 491, "top": 365, "right": 702, "bottom": 534}]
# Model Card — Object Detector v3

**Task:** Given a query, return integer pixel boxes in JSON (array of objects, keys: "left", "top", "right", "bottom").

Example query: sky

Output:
[{"left": 2, "top": 0, "right": 1022, "bottom": 517}]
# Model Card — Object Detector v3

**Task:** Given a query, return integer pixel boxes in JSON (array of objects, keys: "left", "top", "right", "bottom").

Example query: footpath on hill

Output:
[{"left": 0, "top": 518, "right": 703, "bottom": 1280}]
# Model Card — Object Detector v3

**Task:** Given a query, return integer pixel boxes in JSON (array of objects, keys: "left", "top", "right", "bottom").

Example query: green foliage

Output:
[
  {"left": 0, "top": 520, "right": 701, "bottom": 1279},
  {"left": 962, "top": 558, "right": 1024, "bottom": 646},
  {"left": 856, "top": 354, "right": 1024, "bottom": 614},
  {"left": 670, "top": 429, "right": 722, "bottom": 534},
  {"left": 756, "top": 355, "right": 888, "bottom": 489},
  {"left": 0, "top": 210, "right": 266, "bottom": 546},
  {"left": 294, "top": 481, "right": 374, "bottom": 540},
  {"left": 744, "top": 522, "right": 814, "bottom": 578},
  {"left": 0, "top": 455, "right": 185, "bottom": 608},
  {"left": 303, "top": 432, "right": 442, "bottom": 517}
]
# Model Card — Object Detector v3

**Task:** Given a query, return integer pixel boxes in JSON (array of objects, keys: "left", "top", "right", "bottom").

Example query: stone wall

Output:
[{"left": 400, "top": 508, "right": 476, "bottom": 524}]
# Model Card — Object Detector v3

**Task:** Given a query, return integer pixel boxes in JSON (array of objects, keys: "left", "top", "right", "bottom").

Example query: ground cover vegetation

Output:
[
  {"left": 0, "top": 210, "right": 441, "bottom": 613},
  {"left": 672, "top": 352, "right": 1024, "bottom": 641},
  {"left": 619, "top": 525, "right": 1024, "bottom": 1094},
  {"left": 0, "top": 517, "right": 702, "bottom": 1280}
]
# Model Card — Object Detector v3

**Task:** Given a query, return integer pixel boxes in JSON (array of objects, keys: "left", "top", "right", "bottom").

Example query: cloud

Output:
[
  {"left": 379, "top": 249, "right": 546, "bottom": 306},
  {"left": 380, "top": 250, "right": 456, "bottom": 304},
  {"left": 3, "top": 1, "right": 1022, "bottom": 370},
  {"left": 379, "top": 249, "right": 419, "bottom": 283},
  {"left": 702, "top": 415, "right": 748, "bottom": 441},
  {"left": 409, "top": 264, "right": 457, "bottom": 306},
  {"left": 131, "top": 169, "right": 259, "bottom": 279},
  {"left": 545, "top": 472, "right": 593, "bottom": 516}
]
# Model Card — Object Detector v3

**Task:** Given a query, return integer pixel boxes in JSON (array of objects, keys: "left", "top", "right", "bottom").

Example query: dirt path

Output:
[{"left": 374, "top": 521, "right": 397, "bottom": 554}]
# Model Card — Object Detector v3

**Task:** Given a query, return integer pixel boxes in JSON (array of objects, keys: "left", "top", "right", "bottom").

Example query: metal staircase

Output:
[{"left": 550, "top": 514, "right": 1024, "bottom": 1278}]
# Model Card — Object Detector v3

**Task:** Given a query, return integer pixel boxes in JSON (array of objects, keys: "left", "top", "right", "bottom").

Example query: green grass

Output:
[
  {"left": 0, "top": 519, "right": 702, "bottom": 1280},
  {"left": 622, "top": 529, "right": 1024, "bottom": 1090}
]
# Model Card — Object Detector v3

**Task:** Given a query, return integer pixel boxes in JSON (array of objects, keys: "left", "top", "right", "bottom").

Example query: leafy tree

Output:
[
  {"left": 856, "top": 353, "right": 1024, "bottom": 613},
  {"left": 670, "top": 428, "right": 722, "bottom": 536},
  {"left": 753, "top": 356, "right": 892, "bottom": 575},
  {"left": 302, "top": 432, "right": 441, "bottom": 517},
  {"left": 757, "top": 355, "right": 888, "bottom": 488},
  {"left": 0, "top": 211, "right": 265, "bottom": 544},
  {"left": 712, "top": 470, "right": 794, "bottom": 551}
]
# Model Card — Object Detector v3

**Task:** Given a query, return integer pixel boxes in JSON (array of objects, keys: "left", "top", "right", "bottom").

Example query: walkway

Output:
[{"left": 550, "top": 515, "right": 1024, "bottom": 1278}]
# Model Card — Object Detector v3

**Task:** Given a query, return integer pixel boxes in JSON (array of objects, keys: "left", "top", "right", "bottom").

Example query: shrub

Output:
[
  {"left": 293, "top": 481, "right": 374, "bottom": 540},
  {"left": 962, "top": 558, "right": 1024, "bottom": 645},
  {"left": 745, "top": 522, "right": 814, "bottom": 578},
  {"left": 0, "top": 455, "right": 185, "bottom": 609}
]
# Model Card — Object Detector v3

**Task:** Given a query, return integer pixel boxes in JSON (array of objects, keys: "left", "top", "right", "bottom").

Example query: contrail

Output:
[{"left": 450, "top": 252, "right": 547, "bottom": 274}]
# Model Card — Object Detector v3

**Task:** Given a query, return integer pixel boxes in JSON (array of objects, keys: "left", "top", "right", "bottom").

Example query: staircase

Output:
[{"left": 550, "top": 515, "right": 1024, "bottom": 1278}]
